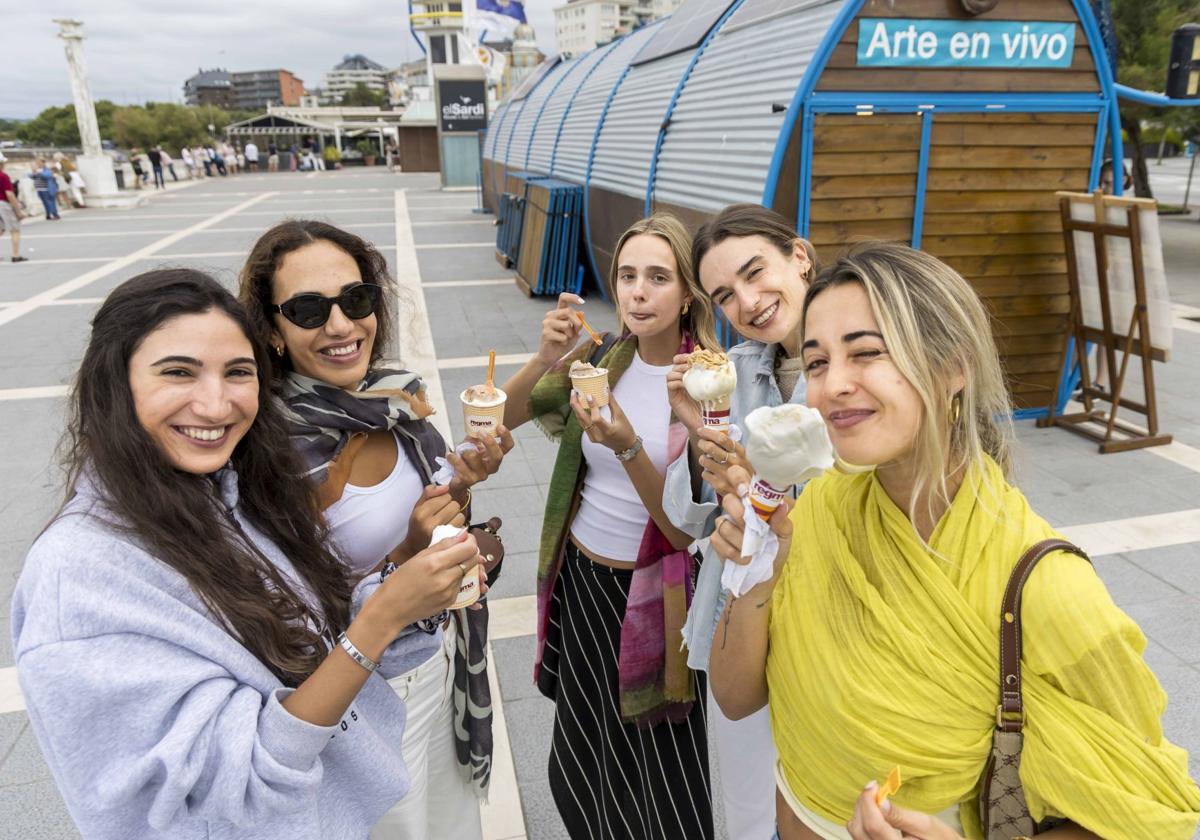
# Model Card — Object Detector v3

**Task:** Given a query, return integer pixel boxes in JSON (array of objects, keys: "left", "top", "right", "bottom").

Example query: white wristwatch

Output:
[{"left": 614, "top": 436, "right": 643, "bottom": 463}]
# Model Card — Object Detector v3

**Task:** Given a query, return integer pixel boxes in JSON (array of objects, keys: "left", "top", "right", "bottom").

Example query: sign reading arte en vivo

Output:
[
  {"left": 438, "top": 79, "right": 489, "bottom": 133},
  {"left": 857, "top": 19, "right": 1077, "bottom": 69}
]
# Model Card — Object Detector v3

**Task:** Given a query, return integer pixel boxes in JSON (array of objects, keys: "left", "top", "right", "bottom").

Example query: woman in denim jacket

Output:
[{"left": 662, "top": 203, "right": 816, "bottom": 839}]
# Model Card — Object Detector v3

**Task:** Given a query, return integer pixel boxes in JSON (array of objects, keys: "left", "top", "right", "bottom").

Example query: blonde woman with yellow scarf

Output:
[{"left": 706, "top": 241, "right": 1200, "bottom": 840}]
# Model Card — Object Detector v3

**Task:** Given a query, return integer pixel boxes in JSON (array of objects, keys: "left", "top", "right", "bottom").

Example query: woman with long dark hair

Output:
[
  {"left": 661, "top": 203, "right": 817, "bottom": 838},
  {"left": 239, "top": 220, "right": 510, "bottom": 839},
  {"left": 11, "top": 269, "right": 481, "bottom": 839}
]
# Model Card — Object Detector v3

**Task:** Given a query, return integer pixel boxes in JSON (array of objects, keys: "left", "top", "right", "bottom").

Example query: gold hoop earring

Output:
[
  {"left": 274, "top": 344, "right": 285, "bottom": 357},
  {"left": 948, "top": 393, "right": 962, "bottom": 427},
  {"left": 681, "top": 300, "right": 690, "bottom": 316}
]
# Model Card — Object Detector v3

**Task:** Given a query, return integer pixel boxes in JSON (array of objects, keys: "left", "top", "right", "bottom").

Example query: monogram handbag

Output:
[{"left": 979, "top": 538, "right": 1091, "bottom": 839}]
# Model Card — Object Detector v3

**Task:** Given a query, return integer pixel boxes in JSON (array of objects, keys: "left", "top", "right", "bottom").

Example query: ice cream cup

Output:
[
  {"left": 748, "top": 474, "right": 789, "bottom": 521},
  {"left": 700, "top": 394, "right": 732, "bottom": 435},
  {"left": 451, "top": 564, "right": 485, "bottom": 610},
  {"left": 460, "top": 387, "right": 507, "bottom": 439},
  {"left": 571, "top": 369, "right": 610, "bottom": 408}
]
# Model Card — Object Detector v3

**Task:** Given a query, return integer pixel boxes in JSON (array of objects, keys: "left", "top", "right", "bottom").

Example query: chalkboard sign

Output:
[{"left": 438, "top": 79, "right": 488, "bottom": 133}]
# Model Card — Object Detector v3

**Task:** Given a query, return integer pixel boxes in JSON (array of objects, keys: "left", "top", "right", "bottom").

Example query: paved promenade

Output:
[{"left": 0, "top": 168, "right": 1197, "bottom": 839}]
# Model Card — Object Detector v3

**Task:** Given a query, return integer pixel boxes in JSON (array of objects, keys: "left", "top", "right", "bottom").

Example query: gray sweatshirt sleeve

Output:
[
  {"left": 17, "top": 636, "right": 336, "bottom": 831},
  {"left": 662, "top": 447, "right": 719, "bottom": 539}
]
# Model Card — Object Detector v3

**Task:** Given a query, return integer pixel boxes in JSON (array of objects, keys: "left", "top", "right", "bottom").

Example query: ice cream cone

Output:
[
  {"left": 748, "top": 474, "right": 788, "bottom": 521},
  {"left": 451, "top": 564, "right": 484, "bottom": 610},
  {"left": 700, "top": 394, "right": 732, "bottom": 435},
  {"left": 571, "top": 370, "right": 610, "bottom": 408},
  {"left": 461, "top": 386, "right": 507, "bottom": 439}
]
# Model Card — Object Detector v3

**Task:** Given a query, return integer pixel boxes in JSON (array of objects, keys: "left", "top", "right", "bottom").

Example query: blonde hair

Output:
[
  {"left": 606, "top": 213, "right": 719, "bottom": 351},
  {"left": 801, "top": 241, "right": 1013, "bottom": 523}
]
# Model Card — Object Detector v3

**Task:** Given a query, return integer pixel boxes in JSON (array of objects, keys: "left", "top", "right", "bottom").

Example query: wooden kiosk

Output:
[{"left": 483, "top": 0, "right": 1125, "bottom": 411}]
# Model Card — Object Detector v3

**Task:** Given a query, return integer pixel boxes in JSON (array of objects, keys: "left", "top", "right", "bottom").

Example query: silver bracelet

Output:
[
  {"left": 337, "top": 631, "right": 379, "bottom": 673},
  {"left": 615, "top": 435, "right": 643, "bottom": 463}
]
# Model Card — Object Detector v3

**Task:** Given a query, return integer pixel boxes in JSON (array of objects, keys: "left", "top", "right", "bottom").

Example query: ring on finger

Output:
[{"left": 457, "top": 562, "right": 467, "bottom": 576}]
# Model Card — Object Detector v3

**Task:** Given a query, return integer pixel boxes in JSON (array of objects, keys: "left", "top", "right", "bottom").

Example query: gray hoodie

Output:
[{"left": 10, "top": 469, "right": 435, "bottom": 839}]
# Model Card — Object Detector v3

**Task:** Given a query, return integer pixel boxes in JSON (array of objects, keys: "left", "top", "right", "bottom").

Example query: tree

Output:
[
  {"left": 1110, "top": 0, "right": 1194, "bottom": 198},
  {"left": 340, "top": 83, "right": 386, "bottom": 107},
  {"left": 17, "top": 100, "right": 118, "bottom": 147}
]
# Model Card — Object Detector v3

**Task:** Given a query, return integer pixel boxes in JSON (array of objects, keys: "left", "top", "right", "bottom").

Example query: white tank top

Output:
[
  {"left": 324, "top": 432, "right": 425, "bottom": 579},
  {"left": 570, "top": 351, "right": 672, "bottom": 562}
]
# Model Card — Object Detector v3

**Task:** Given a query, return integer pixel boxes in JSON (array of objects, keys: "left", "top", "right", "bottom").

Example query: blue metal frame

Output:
[
  {"left": 760, "top": 0, "right": 866, "bottom": 209},
  {"left": 502, "top": 64, "right": 561, "bottom": 178},
  {"left": 488, "top": 104, "right": 513, "bottom": 203},
  {"left": 549, "top": 39, "right": 623, "bottom": 176},
  {"left": 807, "top": 91, "right": 1107, "bottom": 113},
  {"left": 910, "top": 110, "right": 933, "bottom": 248},
  {"left": 583, "top": 20, "right": 667, "bottom": 295},
  {"left": 1115, "top": 83, "right": 1200, "bottom": 107},
  {"left": 795, "top": 107, "right": 817, "bottom": 236},
  {"left": 643, "top": 0, "right": 746, "bottom": 215},
  {"left": 524, "top": 56, "right": 586, "bottom": 171}
]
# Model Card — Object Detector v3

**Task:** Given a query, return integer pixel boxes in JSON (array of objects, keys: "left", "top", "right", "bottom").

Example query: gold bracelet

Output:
[{"left": 456, "top": 487, "right": 472, "bottom": 518}]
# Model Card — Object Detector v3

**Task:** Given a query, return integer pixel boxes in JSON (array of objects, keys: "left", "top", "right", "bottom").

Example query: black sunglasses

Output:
[{"left": 272, "top": 283, "right": 382, "bottom": 329}]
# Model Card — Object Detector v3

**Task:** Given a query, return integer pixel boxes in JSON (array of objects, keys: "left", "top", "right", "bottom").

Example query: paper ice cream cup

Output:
[
  {"left": 451, "top": 564, "right": 485, "bottom": 610},
  {"left": 460, "top": 387, "right": 507, "bottom": 439},
  {"left": 571, "top": 370, "right": 610, "bottom": 408},
  {"left": 748, "top": 474, "right": 789, "bottom": 521},
  {"left": 700, "top": 394, "right": 732, "bottom": 435}
]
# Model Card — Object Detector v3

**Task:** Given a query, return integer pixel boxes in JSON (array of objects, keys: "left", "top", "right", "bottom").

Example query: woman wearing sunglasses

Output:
[
  {"left": 12, "top": 269, "right": 483, "bottom": 838},
  {"left": 240, "top": 221, "right": 511, "bottom": 840}
]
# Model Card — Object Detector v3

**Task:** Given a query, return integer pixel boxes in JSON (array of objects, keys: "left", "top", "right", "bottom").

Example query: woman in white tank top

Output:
[
  {"left": 239, "top": 220, "right": 512, "bottom": 840},
  {"left": 499, "top": 214, "right": 722, "bottom": 839}
]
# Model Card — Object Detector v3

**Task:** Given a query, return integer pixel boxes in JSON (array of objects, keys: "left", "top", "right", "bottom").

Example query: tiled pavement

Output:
[{"left": 0, "top": 168, "right": 1196, "bottom": 839}]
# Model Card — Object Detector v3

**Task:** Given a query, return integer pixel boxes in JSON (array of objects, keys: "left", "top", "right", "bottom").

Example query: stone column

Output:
[{"left": 54, "top": 18, "right": 125, "bottom": 204}]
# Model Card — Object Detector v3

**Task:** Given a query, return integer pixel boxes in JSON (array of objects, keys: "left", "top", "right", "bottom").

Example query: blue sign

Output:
[{"left": 857, "top": 19, "right": 1076, "bottom": 68}]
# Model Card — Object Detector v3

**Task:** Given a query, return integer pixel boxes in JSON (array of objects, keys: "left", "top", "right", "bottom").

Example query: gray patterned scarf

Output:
[{"left": 279, "top": 368, "right": 494, "bottom": 795}]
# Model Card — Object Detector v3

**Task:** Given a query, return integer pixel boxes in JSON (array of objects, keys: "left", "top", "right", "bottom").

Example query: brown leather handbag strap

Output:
[{"left": 997, "top": 538, "right": 1091, "bottom": 733}]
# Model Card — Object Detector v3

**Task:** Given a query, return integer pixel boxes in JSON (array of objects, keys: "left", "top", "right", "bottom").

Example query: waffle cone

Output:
[{"left": 700, "top": 394, "right": 732, "bottom": 434}]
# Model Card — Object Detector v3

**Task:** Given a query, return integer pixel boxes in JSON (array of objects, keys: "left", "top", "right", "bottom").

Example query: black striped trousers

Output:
[{"left": 541, "top": 542, "right": 713, "bottom": 840}]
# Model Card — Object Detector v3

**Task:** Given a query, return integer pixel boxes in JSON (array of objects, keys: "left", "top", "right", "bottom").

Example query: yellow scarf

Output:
[{"left": 767, "top": 457, "right": 1200, "bottom": 839}]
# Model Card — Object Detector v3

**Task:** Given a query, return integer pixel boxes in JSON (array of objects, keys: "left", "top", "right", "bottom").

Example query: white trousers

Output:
[
  {"left": 370, "top": 629, "right": 483, "bottom": 840},
  {"left": 711, "top": 692, "right": 778, "bottom": 839}
]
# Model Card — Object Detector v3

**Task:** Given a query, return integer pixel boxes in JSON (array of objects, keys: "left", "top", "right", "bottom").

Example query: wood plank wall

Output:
[{"left": 922, "top": 112, "right": 1095, "bottom": 408}]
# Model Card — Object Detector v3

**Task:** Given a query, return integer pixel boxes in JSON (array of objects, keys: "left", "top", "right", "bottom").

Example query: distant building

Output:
[
  {"left": 553, "top": 0, "right": 680, "bottom": 55},
  {"left": 323, "top": 54, "right": 394, "bottom": 104},
  {"left": 183, "top": 68, "right": 234, "bottom": 109},
  {"left": 511, "top": 24, "right": 541, "bottom": 86},
  {"left": 230, "top": 69, "right": 305, "bottom": 111}
]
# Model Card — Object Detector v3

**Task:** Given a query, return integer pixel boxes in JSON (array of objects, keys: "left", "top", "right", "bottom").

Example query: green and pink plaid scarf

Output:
[{"left": 530, "top": 332, "right": 696, "bottom": 726}]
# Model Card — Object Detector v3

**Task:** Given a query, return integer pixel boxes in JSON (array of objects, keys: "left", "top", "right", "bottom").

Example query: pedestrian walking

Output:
[
  {"left": 66, "top": 168, "right": 86, "bottom": 208},
  {"left": 663, "top": 203, "right": 816, "bottom": 840},
  {"left": 32, "top": 158, "right": 61, "bottom": 219},
  {"left": 196, "top": 145, "right": 212, "bottom": 177},
  {"left": 708, "top": 241, "right": 1200, "bottom": 839},
  {"left": 11, "top": 269, "right": 482, "bottom": 840},
  {"left": 160, "top": 147, "right": 179, "bottom": 182},
  {"left": 0, "top": 153, "right": 28, "bottom": 262},
  {"left": 267, "top": 141, "right": 279, "bottom": 172},
  {"left": 147, "top": 146, "right": 165, "bottom": 189},
  {"left": 224, "top": 142, "right": 239, "bottom": 175},
  {"left": 180, "top": 145, "right": 196, "bottom": 179},
  {"left": 501, "top": 213, "right": 719, "bottom": 840},
  {"left": 210, "top": 145, "right": 227, "bottom": 176},
  {"left": 239, "top": 220, "right": 512, "bottom": 839},
  {"left": 245, "top": 140, "right": 259, "bottom": 171},
  {"left": 289, "top": 143, "right": 299, "bottom": 172}
]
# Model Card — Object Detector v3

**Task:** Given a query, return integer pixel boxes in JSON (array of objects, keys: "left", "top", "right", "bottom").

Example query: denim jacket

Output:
[{"left": 663, "top": 339, "right": 807, "bottom": 671}]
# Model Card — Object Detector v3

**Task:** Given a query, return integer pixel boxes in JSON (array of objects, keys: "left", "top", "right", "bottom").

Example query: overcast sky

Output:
[{"left": 2, "top": 1, "right": 558, "bottom": 119}]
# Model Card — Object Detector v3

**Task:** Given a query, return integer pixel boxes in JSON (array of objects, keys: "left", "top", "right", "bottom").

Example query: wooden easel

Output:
[{"left": 1038, "top": 190, "right": 1172, "bottom": 453}]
